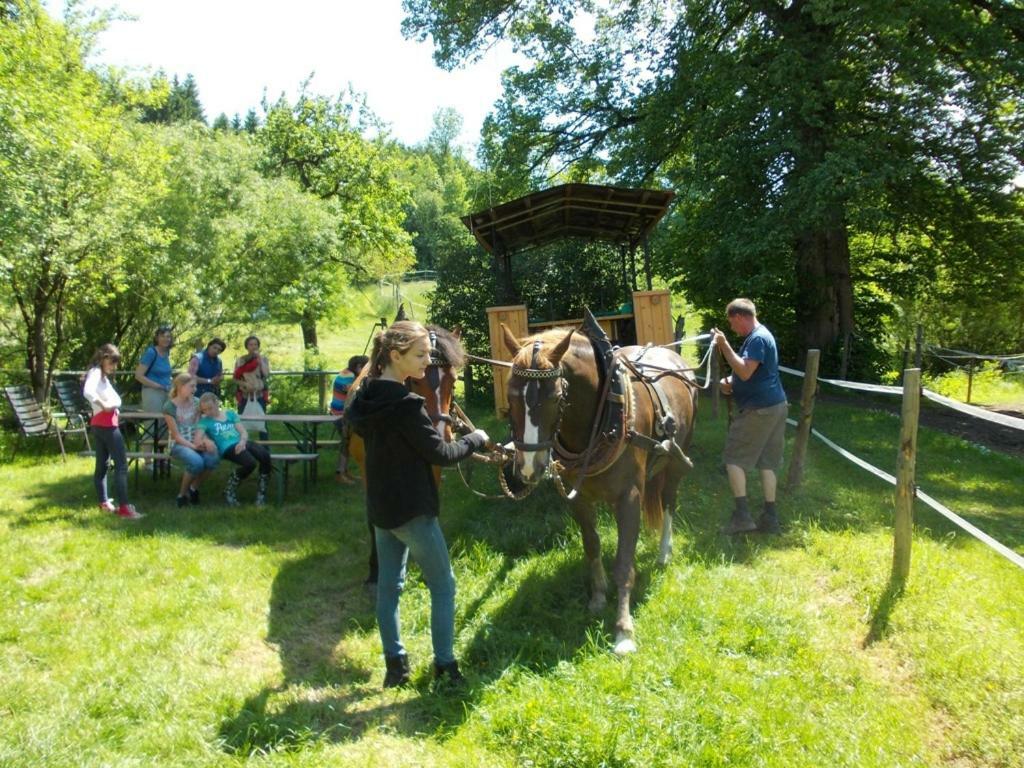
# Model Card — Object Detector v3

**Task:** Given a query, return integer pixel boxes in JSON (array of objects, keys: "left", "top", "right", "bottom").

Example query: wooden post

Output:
[
  {"left": 786, "top": 349, "right": 820, "bottom": 489},
  {"left": 892, "top": 368, "right": 921, "bottom": 586},
  {"left": 966, "top": 359, "right": 974, "bottom": 404},
  {"left": 914, "top": 325, "right": 923, "bottom": 370},
  {"left": 317, "top": 371, "right": 327, "bottom": 413}
]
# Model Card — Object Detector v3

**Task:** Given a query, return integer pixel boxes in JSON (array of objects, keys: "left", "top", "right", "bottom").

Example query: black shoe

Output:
[
  {"left": 433, "top": 660, "right": 465, "bottom": 686},
  {"left": 176, "top": 495, "right": 189, "bottom": 508},
  {"left": 383, "top": 654, "right": 410, "bottom": 688},
  {"left": 756, "top": 510, "right": 781, "bottom": 534},
  {"left": 722, "top": 509, "right": 758, "bottom": 535},
  {"left": 189, "top": 487, "right": 199, "bottom": 505}
]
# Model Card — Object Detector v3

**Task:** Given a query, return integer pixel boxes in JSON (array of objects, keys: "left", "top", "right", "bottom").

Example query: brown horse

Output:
[
  {"left": 347, "top": 323, "right": 467, "bottom": 582},
  {"left": 501, "top": 324, "right": 697, "bottom": 654}
]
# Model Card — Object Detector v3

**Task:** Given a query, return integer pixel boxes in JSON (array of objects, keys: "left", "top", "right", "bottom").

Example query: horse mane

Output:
[
  {"left": 512, "top": 327, "right": 592, "bottom": 370},
  {"left": 426, "top": 324, "right": 465, "bottom": 369}
]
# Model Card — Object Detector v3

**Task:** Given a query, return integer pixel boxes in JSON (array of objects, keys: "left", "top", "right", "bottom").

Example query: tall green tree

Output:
[
  {"left": 0, "top": 0, "right": 168, "bottom": 399},
  {"left": 404, "top": 0, "right": 1024, "bottom": 373},
  {"left": 258, "top": 89, "right": 414, "bottom": 348}
]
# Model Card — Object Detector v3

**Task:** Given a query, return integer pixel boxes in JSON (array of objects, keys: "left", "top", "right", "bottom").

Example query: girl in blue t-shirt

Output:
[{"left": 195, "top": 392, "right": 272, "bottom": 506}]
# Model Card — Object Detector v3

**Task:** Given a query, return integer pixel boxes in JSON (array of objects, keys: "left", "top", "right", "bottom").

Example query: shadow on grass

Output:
[
  {"left": 216, "top": 551, "right": 597, "bottom": 756},
  {"left": 863, "top": 577, "right": 906, "bottom": 647}
]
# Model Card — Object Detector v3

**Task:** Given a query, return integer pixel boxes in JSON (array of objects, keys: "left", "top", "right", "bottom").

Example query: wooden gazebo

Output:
[{"left": 462, "top": 183, "right": 677, "bottom": 414}]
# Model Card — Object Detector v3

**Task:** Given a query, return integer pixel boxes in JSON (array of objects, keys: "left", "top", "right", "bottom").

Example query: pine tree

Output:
[
  {"left": 212, "top": 113, "right": 230, "bottom": 131},
  {"left": 243, "top": 109, "right": 259, "bottom": 133}
]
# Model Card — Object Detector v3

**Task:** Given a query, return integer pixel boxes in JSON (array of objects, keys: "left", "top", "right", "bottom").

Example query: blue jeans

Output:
[
  {"left": 92, "top": 425, "right": 128, "bottom": 506},
  {"left": 374, "top": 515, "right": 456, "bottom": 665},
  {"left": 170, "top": 444, "right": 220, "bottom": 475}
]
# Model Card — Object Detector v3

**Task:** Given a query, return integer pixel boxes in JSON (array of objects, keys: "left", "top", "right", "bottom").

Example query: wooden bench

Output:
[
  {"left": 79, "top": 451, "right": 171, "bottom": 486},
  {"left": 269, "top": 453, "right": 319, "bottom": 504},
  {"left": 79, "top": 451, "right": 319, "bottom": 505}
]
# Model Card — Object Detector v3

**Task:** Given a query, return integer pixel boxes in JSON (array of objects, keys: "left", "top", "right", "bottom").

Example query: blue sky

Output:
[{"left": 45, "top": 0, "right": 521, "bottom": 154}]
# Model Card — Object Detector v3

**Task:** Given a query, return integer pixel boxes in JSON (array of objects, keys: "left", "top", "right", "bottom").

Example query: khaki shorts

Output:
[{"left": 723, "top": 401, "right": 789, "bottom": 471}]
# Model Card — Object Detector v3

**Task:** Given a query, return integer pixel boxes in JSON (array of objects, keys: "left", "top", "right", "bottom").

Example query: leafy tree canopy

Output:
[{"left": 404, "top": 0, "right": 1024, "bottom": 375}]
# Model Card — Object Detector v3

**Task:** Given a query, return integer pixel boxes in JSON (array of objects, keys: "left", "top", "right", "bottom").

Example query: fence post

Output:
[
  {"left": 892, "top": 368, "right": 921, "bottom": 586},
  {"left": 318, "top": 371, "right": 327, "bottom": 413},
  {"left": 786, "top": 349, "right": 820, "bottom": 489},
  {"left": 914, "top": 325, "right": 923, "bottom": 370},
  {"left": 966, "top": 359, "right": 974, "bottom": 404}
]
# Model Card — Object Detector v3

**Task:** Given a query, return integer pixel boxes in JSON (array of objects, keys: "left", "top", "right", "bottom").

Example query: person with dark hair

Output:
[
  {"left": 188, "top": 338, "right": 226, "bottom": 398},
  {"left": 330, "top": 354, "right": 370, "bottom": 484},
  {"left": 233, "top": 334, "right": 270, "bottom": 441},
  {"left": 711, "top": 298, "right": 789, "bottom": 535},
  {"left": 345, "top": 321, "right": 490, "bottom": 689},
  {"left": 134, "top": 325, "right": 175, "bottom": 457},
  {"left": 195, "top": 392, "right": 272, "bottom": 506},
  {"left": 83, "top": 344, "right": 143, "bottom": 519},
  {"left": 135, "top": 325, "right": 174, "bottom": 414}
]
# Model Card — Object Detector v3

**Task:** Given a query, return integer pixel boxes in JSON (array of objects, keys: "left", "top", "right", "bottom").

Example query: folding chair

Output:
[
  {"left": 3, "top": 385, "right": 70, "bottom": 460},
  {"left": 52, "top": 378, "right": 92, "bottom": 453}
]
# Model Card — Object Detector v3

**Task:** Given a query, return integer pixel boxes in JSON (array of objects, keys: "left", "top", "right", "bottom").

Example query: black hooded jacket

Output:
[{"left": 345, "top": 377, "right": 485, "bottom": 529}]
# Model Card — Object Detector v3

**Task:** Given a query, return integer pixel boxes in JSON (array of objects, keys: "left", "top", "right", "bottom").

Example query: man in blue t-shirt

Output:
[{"left": 711, "top": 298, "right": 789, "bottom": 535}]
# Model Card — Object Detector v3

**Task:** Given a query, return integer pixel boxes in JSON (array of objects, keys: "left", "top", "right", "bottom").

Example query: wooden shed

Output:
[{"left": 462, "top": 183, "right": 677, "bottom": 414}]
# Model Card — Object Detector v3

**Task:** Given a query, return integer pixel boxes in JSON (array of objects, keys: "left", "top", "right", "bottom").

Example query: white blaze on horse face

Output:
[{"left": 519, "top": 406, "right": 542, "bottom": 482}]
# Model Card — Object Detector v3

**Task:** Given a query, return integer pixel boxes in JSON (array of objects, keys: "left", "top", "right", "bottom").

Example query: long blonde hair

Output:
[
  {"left": 368, "top": 321, "right": 429, "bottom": 378},
  {"left": 170, "top": 373, "right": 195, "bottom": 400}
]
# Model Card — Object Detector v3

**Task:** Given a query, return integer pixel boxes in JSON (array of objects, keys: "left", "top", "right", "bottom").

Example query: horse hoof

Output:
[
  {"left": 613, "top": 637, "right": 637, "bottom": 655},
  {"left": 656, "top": 554, "right": 671, "bottom": 568}
]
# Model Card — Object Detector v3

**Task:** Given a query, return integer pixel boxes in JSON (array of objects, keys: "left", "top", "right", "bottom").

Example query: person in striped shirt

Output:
[{"left": 330, "top": 354, "right": 369, "bottom": 484}]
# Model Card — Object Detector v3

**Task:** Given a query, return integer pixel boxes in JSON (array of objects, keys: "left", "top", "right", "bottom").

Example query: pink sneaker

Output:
[
  {"left": 116, "top": 504, "right": 144, "bottom": 520},
  {"left": 99, "top": 500, "right": 116, "bottom": 513}
]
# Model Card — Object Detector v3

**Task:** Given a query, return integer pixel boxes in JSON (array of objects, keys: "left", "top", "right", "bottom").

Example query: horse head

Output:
[
  {"left": 409, "top": 324, "right": 464, "bottom": 440},
  {"left": 501, "top": 324, "right": 574, "bottom": 484}
]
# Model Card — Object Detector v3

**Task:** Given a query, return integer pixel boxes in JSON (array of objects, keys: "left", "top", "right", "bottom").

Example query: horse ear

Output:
[
  {"left": 451, "top": 324, "right": 462, "bottom": 340},
  {"left": 393, "top": 303, "right": 408, "bottom": 322},
  {"left": 501, "top": 324, "right": 521, "bottom": 356},
  {"left": 549, "top": 329, "right": 574, "bottom": 366}
]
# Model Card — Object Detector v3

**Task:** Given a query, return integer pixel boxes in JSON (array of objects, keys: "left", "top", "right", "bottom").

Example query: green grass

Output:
[
  {"left": 924, "top": 363, "right": 1024, "bottom": 409},
  {"left": 1, "top": 302, "right": 1023, "bottom": 767}
]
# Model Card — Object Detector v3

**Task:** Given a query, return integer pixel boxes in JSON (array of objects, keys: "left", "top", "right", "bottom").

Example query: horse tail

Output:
[{"left": 642, "top": 469, "right": 665, "bottom": 531}]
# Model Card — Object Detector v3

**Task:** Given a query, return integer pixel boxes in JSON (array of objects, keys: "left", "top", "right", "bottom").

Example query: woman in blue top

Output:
[
  {"left": 188, "top": 338, "right": 226, "bottom": 397},
  {"left": 195, "top": 392, "right": 272, "bottom": 506},
  {"left": 135, "top": 325, "right": 174, "bottom": 447}
]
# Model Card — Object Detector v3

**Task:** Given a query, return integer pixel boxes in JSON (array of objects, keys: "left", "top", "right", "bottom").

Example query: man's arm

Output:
[{"left": 711, "top": 330, "right": 761, "bottom": 382}]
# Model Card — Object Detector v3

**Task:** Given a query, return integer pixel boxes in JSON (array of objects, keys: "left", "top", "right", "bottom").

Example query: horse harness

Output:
[{"left": 507, "top": 311, "right": 696, "bottom": 500}]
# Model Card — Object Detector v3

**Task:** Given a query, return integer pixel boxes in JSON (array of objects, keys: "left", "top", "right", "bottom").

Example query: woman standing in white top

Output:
[{"left": 83, "top": 344, "right": 143, "bottom": 520}]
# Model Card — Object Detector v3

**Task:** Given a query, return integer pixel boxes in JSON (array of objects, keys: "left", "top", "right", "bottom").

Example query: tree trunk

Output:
[
  {"left": 793, "top": 211, "right": 854, "bottom": 373},
  {"left": 300, "top": 311, "right": 319, "bottom": 350}
]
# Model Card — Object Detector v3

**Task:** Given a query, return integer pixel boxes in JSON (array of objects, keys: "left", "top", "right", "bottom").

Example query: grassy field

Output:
[{"left": 1, "top": 299, "right": 1022, "bottom": 767}]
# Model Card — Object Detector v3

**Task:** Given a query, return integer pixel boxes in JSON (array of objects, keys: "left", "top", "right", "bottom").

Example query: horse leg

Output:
[
  {"left": 571, "top": 499, "right": 607, "bottom": 614},
  {"left": 611, "top": 486, "right": 643, "bottom": 655},
  {"left": 657, "top": 460, "right": 686, "bottom": 568}
]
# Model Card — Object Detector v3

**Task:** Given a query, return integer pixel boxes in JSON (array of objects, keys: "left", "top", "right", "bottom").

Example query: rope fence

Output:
[{"left": 779, "top": 358, "right": 1024, "bottom": 574}]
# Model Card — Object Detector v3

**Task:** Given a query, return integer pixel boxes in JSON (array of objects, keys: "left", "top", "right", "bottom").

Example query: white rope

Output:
[
  {"left": 779, "top": 365, "right": 903, "bottom": 394},
  {"left": 920, "top": 389, "right": 1024, "bottom": 431},
  {"left": 924, "top": 344, "right": 1024, "bottom": 362},
  {"left": 786, "top": 419, "right": 1024, "bottom": 570},
  {"left": 779, "top": 365, "right": 1024, "bottom": 431}
]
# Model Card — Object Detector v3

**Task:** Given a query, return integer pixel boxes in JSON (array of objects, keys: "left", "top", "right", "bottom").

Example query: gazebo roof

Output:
[{"left": 461, "top": 183, "right": 675, "bottom": 255}]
